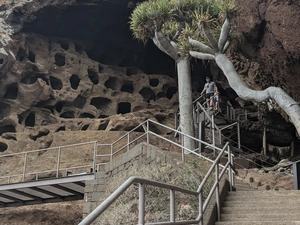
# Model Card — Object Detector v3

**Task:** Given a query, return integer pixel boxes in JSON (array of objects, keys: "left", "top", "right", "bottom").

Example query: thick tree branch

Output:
[
  {"left": 189, "top": 51, "right": 215, "bottom": 60},
  {"left": 218, "top": 18, "right": 230, "bottom": 52},
  {"left": 201, "top": 24, "right": 219, "bottom": 52},
  {"left": 153, "top": 30, "right": 179, "bottom": 61},
  {"left": 189, "top": 38, "right": 215, "bottom": 55},
  {"left": 215, "top": 54, "right": 300, "bottom": 137}
]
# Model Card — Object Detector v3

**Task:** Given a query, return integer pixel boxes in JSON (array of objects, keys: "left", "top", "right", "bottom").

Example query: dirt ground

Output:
[{"left": 0, "top": 201, "right": 83, "bottom": 225}]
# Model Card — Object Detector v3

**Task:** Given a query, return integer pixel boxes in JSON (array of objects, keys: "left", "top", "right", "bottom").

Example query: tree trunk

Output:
[
  {"left": 177, "top": 57, "right": 195, "bottom": 150},
  {"left": 215, "top": 53, "right": 300, "bottom": 137}
]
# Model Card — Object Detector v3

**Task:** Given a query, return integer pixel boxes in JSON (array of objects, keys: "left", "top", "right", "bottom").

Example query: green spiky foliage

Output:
[{"left": 130, "top": 0, "right": 237, "bottom": 55}]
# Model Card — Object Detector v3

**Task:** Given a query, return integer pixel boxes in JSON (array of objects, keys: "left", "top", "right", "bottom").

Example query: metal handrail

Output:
[{"left": 79, "top": 139, "right": 234, "bottom": 225}]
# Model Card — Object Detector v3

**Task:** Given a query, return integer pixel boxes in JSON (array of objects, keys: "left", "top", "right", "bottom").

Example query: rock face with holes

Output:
[{"left": 0, "top": 0, "right": 300, "bottom": 154}]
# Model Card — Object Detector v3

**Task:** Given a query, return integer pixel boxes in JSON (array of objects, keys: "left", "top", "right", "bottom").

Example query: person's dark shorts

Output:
[{"left": 206, "top": 93, "right": 214, "bottom": 99}]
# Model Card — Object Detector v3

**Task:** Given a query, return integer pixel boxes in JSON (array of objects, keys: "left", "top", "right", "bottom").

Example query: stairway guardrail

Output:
[
  {"left": 79, "top": 142, "right": 235, "bottom": 225},
  {"left": 0, "top": 141, "right": 97, "bottom": 184},
  {"left": 96, "top": 119, "right": 234, "bottom": 171}
]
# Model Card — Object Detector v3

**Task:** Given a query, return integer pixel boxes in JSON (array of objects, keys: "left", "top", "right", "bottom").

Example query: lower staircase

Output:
[{"left": 216, "top": 183, "right": 300, "bottom": 225}]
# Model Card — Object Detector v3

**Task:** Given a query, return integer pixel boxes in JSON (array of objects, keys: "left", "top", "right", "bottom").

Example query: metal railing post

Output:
[
  {"left": 199, "top": 189, "right": 203, "bottom": 225},
  {"left": 138, "top": 183, "right": 145, "bottom": 225},
  {"left": 93, "top": 142, "right": 97, "bottom": 173},
  {"left": 127, "top": 133, "right": 130, "bottom": 152},
  {"left": 215, "top": 162, "right": 220, "bottom": 221},
  {"left": 170, "top": 189, "right": 175, "bottom": 222},
  {"left": 110, "top": 144, "right": 113, "bottom": 162},
  {"left": 237, "top": 122, "right": 241, "bottom": 150},
  {"left": 228, "top": 145, "right": 233, "bottom": 191},
  {"left": 146, "top": 120, "right": 149, "bottom": 143},
  {"left": 22, "top": 152, "right": 28, "bottom": 182},
  {"left": 212, "top": 114, "right": 216, "bottom": 156},
  {"left": 219, "top": 130, "right": 222, "bottom": 145},
  {"left": 56, "top": 147, "right": 61, "bottom": 177}
]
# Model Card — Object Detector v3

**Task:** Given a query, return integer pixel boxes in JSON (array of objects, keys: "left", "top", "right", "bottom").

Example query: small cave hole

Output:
[
  {"left": 126, "top": 67, "right": 139, "bottom": 76},
  {"left": 81, "top": 124, "right": 89, "bottom": 131},
  {"left": 0, "top": 142, "right": 8, "bottom": 152},
  {"left": 79, "top": 113, "right": 95, "bottom": 118},
  {"left": 28, "top": 51, "right": 35, "bottom": 63},
  {"left": 25, "top": 112, "right": 35, "bottom": 127},
  {"left": 58, "top": 41, "right": 69, "bottom": 50},
  {"left": 55, "top": 126, "right": 66, "bottom": 132},
  {"left": 4, "top": 84, "right": 18, "bottom": 100},
  {"left": 120, "top": 82, "right": 134, "bottom": 93},
  {"left": 98, "top": 64, "right": 103, "bottom": 72},
  {"left": 99, "top": 115, "right": 108, "bottom": 118},
  {"left": 150, "top": 78, "right": 159, "bottom": 87},
  {"left": 157, "top": 91, "right": 166, "bottom": 99},
  {"left": 98, "top": 121, "right": 109, "bottom": 130},
  {"left": 0, "top": 103, "right": 11, "bottom": 120},
  {"left": 50, "top": 76, "right": 63, "bottom": 90},
  {"left": 70, "top": 74, "right": 80, "bottom": 90},
  {"left": 139, "top": 87, "right": 156, "bottom": 103},
  {"left": 16, "top": 48, "right": 27, "bottom": 62},
  {"left": 73, "top": 96, "right": 86, "bottom": 109},
  {"left": 55, "top": 102, "right": 64, "bottom": 113},
  {"left": 60, "top": 112, "right": 74, "bottom": 118},
  {"left": 0, "top": 58, "right": 3, "bottom": 64},
  {"left": 117, "top": 102, "right": 131, "bottom": 114},
  {"left": 90, "top": 97, "right": 112, "bottom": 112},
  {"left": 75, "top": 44, "right": 83, "bottom": 54},
  {"left": 0, "top": 125, "right": 16, "bottom": 136},
  {"left": 21, "top": 73, "right": 49, "bottom": 85},
  {"left": 104, "top": 77, "right": 118, "bottom": 90},
  {"left": 166, "top": 87, "right": 178, "bottom": 99},
  {"left": 88, "top": 69, "right": 99, "bottom": 84},
  {"left": 54, "top": 53, "right": 66, "bottom": 67}
]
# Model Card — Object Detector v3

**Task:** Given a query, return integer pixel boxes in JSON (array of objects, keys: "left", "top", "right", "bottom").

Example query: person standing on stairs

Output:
[
  {"left": 201, "top": 76, "right": 216, "bottom": 110},
  {"left": 213, "top": 87, "right": 220, "bottom": 111}
]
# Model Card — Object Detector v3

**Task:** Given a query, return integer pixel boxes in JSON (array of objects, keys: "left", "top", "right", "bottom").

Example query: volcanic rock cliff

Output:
[{"left": 0, "top": 0, "right": 299, "bottom": 154}]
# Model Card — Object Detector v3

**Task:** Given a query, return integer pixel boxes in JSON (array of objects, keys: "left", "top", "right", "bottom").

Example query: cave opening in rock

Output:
[
  {"left": 81, "top": 124, "right": 89, "bottom": 130},
  {"left": 70, "top": 74, "right": 80, "bottom": 90},
  {"left": 0, "top": 103, "right": 11, "bottom": 121},
  {"left": 21, "top": 72, "right": 49, "bottom": 85},
  {"left": 90, "top": 97, "right": 112, "bottom": 113},
  {"left": 50, "top": 76, "right": 63, "bottom": 90},
  {"left": 25, "top": 112, "right": 35, "bottom": 127},
  {"left": 60, "top": 111, "right": 75, "bottom": 118},
  {"left": 156, "top": 91, "right": 166, "bottom": 99},
  {"left": 104, "top": 77, "right": 118, "bottom": 90},
  {"left": 55, "top": 102, "right": 64, "bottom": 113},
  {"left": 80, "top": 113, "right": 95, "bottom": 118},
  {"left": 121, "top": 82, "right": 134, "bottom": 93},
  {"left": 88, "top": 69, "right": 99, "bottom": 85},
  {"left": 139, "top": 87, "right": 156, "bottom": 103},
  {"left": 0, "top": 58, "right": 3, "bottom": 64},
  {"left": 73, "top": 95, "right": 86, "bottom": 109},
  {"left": 54, "top": 53, "right": 66, "bottom": 67},
  {"left": 0, "top": 125, "right": 16, "bottom": 135},
  {"left": 16, "top": 48, "right": 27, "bottom": 62},
  {"left": 98, "top": 121, "right": 109, "bottom": 130},
  {"left": 0, "top": 142, "right": 8, "bottom": 152},
  {"left": 28, "top": 51, "right": 35, "bottom": 63},
  {"left": 149, "top": 78, "right": 159, "bottom": 87},
  {"left": 117, "top": 102, "right": 131, "bottom": 114},
  {"left": 4, "top": 84, "right": 18, "bottom": 100},
  {"left": 166, "top": 86, "right": 178, "bottom": 99}
]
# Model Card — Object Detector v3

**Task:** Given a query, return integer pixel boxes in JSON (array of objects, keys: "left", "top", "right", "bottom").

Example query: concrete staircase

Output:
[{"left": 216, "top": 188, "right": 300, "bottom": 225}]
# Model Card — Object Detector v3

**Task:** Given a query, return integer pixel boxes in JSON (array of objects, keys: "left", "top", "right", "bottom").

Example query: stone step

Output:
[
  {"left": 227, "top": 190, "right": 300, "bottom": 196},
  {"left": 223, "top": 200, "right": 300, "bottom": 207},
  {"left": 220, "top": 213, "right": 300, "bottom": 221},
  {"left": 226, "top": 195, "right": 300, "bottom": 201},
  {"left": 221, "top": 206, "right": 300, "bottom": 214},
  {"left": 215, "top": 222, "right": 300, "bottom": 225}
]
